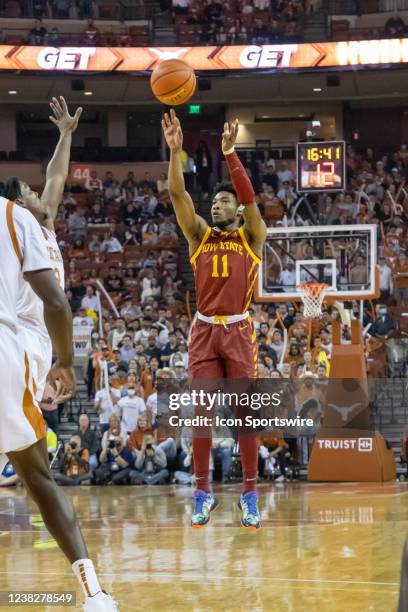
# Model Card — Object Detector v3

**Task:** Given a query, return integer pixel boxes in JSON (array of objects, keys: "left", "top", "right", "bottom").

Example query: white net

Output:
[{"left": 297, "top": 283, "right": 330, "bottom": 319}]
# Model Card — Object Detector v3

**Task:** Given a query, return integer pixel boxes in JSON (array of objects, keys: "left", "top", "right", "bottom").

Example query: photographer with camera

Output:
[
  {"left": 54, "top": 435, "right": 93, "bottom": 486},
  {"left": 129, "top": 436, "right": 169, "bottom": 485},
  {"left": 96, "top": 421, "right": 134, "bottom": 485}
]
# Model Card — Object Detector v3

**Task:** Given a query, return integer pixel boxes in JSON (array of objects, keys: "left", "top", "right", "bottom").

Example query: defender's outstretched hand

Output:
[
  {"left": 162, "top": 108, "right": 183, "bottom": 152},
  {"left": 50, "top": 363, "right": 76, "bottom": 397},
  {"left": 222, "top": 118, "right": 239, "bottom": 154},
  {"left": 49, "top": 96, "right": 82, "bottom": 134}
]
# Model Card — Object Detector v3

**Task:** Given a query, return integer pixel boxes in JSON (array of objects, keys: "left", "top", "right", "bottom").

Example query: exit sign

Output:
[{"left": 188, "top": 104, "right": 201, "bottom": 115}]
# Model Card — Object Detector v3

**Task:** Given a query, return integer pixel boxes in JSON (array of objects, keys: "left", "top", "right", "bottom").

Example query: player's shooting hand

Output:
[
  {"left": 49, "top": 96, "right": 82, "bottom": 134},
  {"left": 161, "top": 108, "right": 183, "bottom": 152},
  {"left": 222, "top": 118, "right": 239, "bottom": 154}
]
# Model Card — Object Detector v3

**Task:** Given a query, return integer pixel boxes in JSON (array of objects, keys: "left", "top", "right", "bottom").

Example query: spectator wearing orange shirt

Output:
[
  {"left": 128, "top": 412, "right": 157, "bottom": 452},
  {"left": 259, "top": 431, "right": 289, "bottom": 482},
  {"left": 288, "top": 312, "right": 308, "bottom": 340},
  {"left": 68, "top": 259, "right": 82, "bottom": 288},
  {"left": 54, "top": 435, "right": 92, "bottom": 486},
  {"left": 68, "top": 238, "right": 89, "bottom": 260}
]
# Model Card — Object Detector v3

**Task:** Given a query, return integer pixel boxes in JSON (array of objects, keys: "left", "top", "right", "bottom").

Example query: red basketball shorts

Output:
[{"left": 188, "top": 318, "right": 258, "bottom": 380}]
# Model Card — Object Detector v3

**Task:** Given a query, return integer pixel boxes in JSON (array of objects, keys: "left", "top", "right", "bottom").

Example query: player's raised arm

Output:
[
  {"left": 162, "top": 109, "right": 207, "bottom": 250},
  {"left": 41, "top": 96, "right": 82, "bottom": 230},
  {"left": 222, "top": 119, "right": 266, "bottom": 259}
]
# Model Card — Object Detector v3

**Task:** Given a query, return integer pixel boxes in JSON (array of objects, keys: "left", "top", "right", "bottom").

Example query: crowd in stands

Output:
[
  {"left": 4, "top": 0, "right": 408, "bottom": 48},
  {"left": 173, "top": 0, "right": 306, "bottom": 45},
  {"left": 0, "top": 17, "right": 150, "bottom": 47},
  {"left": 2, "top": 139, "right": 408, "bottom": 488},
  {"left": 331, "top": 11, "right": 408, "bottom": 41},
  {"left": 1, "top": 0, "right": 116, "bottom": 20}
]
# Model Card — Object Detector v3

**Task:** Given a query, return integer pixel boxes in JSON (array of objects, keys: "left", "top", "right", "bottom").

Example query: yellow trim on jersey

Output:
[
  {"left": 247, "top": 259, "right": 257, "bottom": 279},
  {"left": 190, "top": 226, "right": 211, "bottom": 265},
  {"left": 238, "top": 227, "right": 261, "bottom": 264},
  {"left": 6, "top": 200, "right": 23, "bottom": 266},
  {"left": 244, "top": 272, "right": 259, "bottom": 312}
]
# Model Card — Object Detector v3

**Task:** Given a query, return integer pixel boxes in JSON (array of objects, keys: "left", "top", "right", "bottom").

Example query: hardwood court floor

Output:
[{"left": 0, "top": 482, "right": 407, "bottom": 612}]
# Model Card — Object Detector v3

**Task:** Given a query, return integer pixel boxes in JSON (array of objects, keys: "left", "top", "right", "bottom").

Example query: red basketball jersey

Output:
[{"left": 190, "top": 226, "right": 261, "bottom": 316}]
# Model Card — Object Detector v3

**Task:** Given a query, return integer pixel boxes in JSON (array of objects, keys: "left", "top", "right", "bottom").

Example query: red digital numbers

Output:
[{"left": 316, "top": 162, "right": 335, "bottom": 186}]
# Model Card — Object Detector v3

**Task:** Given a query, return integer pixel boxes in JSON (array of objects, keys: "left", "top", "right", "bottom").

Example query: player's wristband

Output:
[
  {"left": 223, "top": 146, "right": 235, "bottom": 156},
  {"left": 224, "top": 151, "right": 255, "bottom": 206}
]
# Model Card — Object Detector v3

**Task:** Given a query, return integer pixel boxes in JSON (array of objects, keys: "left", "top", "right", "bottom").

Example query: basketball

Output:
[{"left": 150, "top": 59, "right": 196, "bottom": 106}]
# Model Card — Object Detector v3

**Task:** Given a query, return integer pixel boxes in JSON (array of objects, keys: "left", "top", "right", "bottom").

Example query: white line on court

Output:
[{"left": 0, "top": 570, "right": 399, "bottom": 587}]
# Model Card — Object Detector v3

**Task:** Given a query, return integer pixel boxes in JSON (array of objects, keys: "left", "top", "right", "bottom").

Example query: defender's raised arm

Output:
[{"left": 41, "top": 96, "right": 82, "bottom": 230}]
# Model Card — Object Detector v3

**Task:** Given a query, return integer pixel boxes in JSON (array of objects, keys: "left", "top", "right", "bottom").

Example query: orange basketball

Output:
[{"left": 150, "top": 59, "right": 196, "bottom": 106}]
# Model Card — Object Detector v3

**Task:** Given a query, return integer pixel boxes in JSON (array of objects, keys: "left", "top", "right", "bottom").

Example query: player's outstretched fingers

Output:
[
  {"left": 52, "top": 97, "right": 63, "bottom": 117},
  {"left": 59, "top": 96, "right": 68, "bottom": 114}
]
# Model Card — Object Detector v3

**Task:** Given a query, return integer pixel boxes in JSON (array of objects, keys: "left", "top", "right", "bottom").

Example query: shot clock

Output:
[{"left": 296, "top": 141, "right": 346, "bottom": 193}]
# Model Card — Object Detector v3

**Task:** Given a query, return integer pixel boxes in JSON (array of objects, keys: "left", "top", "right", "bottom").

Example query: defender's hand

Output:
[
  {"left": 222, "top": 118, "right": 239, "bottom": 154},
  {"left": 161, "top": 108, "right": 183, "bottom": 152},
  {"left": 50, "top": 363, "right": 76, "bottom": 397},
  {"left": 49, "top": 96, "right": 82, "bottom": 134}
]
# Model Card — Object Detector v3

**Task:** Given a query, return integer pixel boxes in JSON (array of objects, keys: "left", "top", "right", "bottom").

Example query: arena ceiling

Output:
[{"left": 1, "top": 67, "right": 408, "bottom": 106}]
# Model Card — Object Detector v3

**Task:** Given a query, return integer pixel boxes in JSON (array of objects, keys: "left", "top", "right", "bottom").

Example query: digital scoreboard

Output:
[{"left": 296, "top": 140, "right": 346, "bottom": 193}]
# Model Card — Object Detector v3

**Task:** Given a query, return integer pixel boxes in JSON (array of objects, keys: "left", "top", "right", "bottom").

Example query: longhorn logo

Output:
[
  {"left": 328, "top": 403, "right": 361, "bottom": 422},
  {"left": 148, "top": 48, "right": 188, "bottom": 61}
]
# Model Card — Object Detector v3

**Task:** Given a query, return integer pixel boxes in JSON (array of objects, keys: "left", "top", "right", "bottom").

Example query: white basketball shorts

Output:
[{"left": 0, "top": 324, "right": 46, "bottom": 453}]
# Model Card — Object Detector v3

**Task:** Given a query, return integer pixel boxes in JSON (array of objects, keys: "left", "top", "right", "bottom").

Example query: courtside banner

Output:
[{"left": 1, "top": 39, "right": 408, "bottom": 73}]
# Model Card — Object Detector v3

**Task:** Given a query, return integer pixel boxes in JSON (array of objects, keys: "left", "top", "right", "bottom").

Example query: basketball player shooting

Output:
[
  {"left": 162, "top": 109, "right": 266, "bottom": 530},
  {"left": 0, "top": 98, "right": 117, "bottom": 611}
]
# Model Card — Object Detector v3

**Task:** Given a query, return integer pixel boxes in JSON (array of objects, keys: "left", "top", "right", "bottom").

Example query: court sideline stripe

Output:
[{"left": 0, "top": 571, "right": 399, "bottom": 587}]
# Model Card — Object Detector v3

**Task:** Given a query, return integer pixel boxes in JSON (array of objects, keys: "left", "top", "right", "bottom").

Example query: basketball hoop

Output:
[{"left": 297, "top": 283, "right": 331, "bottom": 319}]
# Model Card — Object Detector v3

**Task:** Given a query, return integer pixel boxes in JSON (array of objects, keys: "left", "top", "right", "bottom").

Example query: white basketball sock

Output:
[{"left": 72, "top": 558, "right": 102, "bottom": 598}]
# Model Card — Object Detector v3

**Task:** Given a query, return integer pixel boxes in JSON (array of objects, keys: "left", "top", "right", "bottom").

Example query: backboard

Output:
[{"left": 255, "top": 224, "right": 379, "bottom": 303}]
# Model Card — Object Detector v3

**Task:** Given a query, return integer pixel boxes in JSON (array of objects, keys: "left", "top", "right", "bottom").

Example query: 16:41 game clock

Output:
[{"left": 296, "top": 141, "right": 346, "bottom": 193}]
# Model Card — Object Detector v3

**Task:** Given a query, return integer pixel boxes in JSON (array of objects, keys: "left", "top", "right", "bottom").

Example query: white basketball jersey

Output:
[
  {"left": 17, "top": 226, "right": 65, "bottom": 339},
  {"left": 0, "top": 196, "right": 51, "bottom": 331}
]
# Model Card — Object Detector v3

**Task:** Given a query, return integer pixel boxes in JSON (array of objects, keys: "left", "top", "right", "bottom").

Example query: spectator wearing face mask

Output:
[
  {"left": 114, "top": 386, "right": 146, "bottom": 435},
  {"left": 371, "top": 305, "right": 396, "bottom": 339}
]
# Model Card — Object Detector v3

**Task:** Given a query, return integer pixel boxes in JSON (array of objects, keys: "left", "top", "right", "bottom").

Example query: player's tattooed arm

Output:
[
  {"left": 162, "top": 109, "right": 207, "bottom": 251},
  {"left": 41, "top": 96, "right": 82, "bottom": 230}
]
